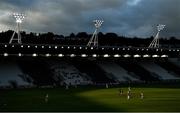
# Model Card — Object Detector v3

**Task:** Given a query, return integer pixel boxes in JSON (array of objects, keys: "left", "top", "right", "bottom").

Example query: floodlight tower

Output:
[
  {"left": 9, "top": 13, "right": 25, "bottom": 44},
  {"left": 148, "top": 24, "right": 165, "bottom": 48},
  {"left": 87, "top": 20, "right": 104, "bottom": 47}
]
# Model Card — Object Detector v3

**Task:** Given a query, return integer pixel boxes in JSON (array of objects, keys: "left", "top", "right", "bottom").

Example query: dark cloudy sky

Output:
[{"left": 0, "top": 0, "right": 179, "bottom": 38}]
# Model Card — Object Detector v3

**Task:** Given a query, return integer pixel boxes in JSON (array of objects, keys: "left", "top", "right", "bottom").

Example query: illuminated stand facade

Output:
[
  {"left": 87, "top": 20, "right": 104, "bottom": 47},
  {"left": 148, "top": 24, "right": 166, "bottom": 48},
  {"left": 9, "top": 13, "right": 25, "bottom": 44}
]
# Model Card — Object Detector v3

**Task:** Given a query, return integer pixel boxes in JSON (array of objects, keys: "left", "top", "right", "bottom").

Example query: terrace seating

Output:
[
  {"left": 97, "top": 61, "right": 139, "bottom": 82},
  {"left": 140, "top": 62, "right": 179, "bottom": 80},
  {"left": 156, "top": 60, "right": 180, "bottom": 77},
  {"left": 0, "top": 63, "right": 32, "bottom": 87},
  {"left": 18, "top": 59, "right": 55, "bottom": 86},
  {"left": 48, "top": 60, "right": 92, "bottom": 85},
  {"left": 118, "top": 61, "right": 160, "bottom": 81},
  {"left": 71, "top": 59, "right": 115, "bottom": 83},
  {"left": 169, "top": 58, "right": 180, "bottom": 67}
]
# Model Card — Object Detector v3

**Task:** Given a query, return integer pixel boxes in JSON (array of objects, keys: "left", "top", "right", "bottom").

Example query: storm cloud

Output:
[{"left": 0, "top": 0, "right": 179, "bottom": 38}]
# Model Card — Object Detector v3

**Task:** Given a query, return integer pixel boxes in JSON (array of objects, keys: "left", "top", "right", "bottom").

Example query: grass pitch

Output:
[{"left": 0, "top": 86, "right": 180, "bottom": 112}]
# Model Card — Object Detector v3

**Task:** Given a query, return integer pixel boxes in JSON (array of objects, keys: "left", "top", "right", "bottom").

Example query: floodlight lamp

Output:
[
  {"left": 143, "top": 54, "right": 150, "bottom": 58},
  {"left": 32, "top": 53, "right": 37, "bottom": 57},
  {"left": 104, "top": 54, "right": 110, "bottom": 58},
  {"left": 92, "top": 54, "right": 97, "bottom": 57},
  {"left": 134, "top": 54, "right": 141, "bottom": 58},
  {"left": 70, "top": 54, "right": 76, "bottom": 57},
  {"left": 124, "top": 54, "right": 130, "bottom": 58},
  {"left": 18, "top": 53, "right": 22, "bottom": 57},
  {"left": 152, "top": 55, "right": 159, "bottom": 58},
  {"left": 93, "top": 19, "right": 104, "bottom": 28},
  {"left": 114, "top": 54, "right": 120, "bottom": 58},
  {"left": 4, "top": 53, "right": 8, "bottom": 57},
  {"left": 161, "top": 55, "right": 168, "bottom": 58},
  {"left": 13, "top": 13, "right": 25, "bottom": 23},
  {"left": 157, "top": 24, "right": 165, "bottom": 32},
  {"left": 81, "top": 54, "right": 87, "bottom": 57},
  {"left": 58, "top": 54, "right": 64, "bottom": 57}
]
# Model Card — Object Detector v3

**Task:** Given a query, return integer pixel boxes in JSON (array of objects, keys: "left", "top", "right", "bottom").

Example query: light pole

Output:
[
  {"left": 148, "top": 24, "right": 165, "bottom": 48},
  {"left": 9, "top": 13, "right": 25, "bottom": 44},
  {"left": 87, "top": 20, "right": 104, "bottom": 47}
]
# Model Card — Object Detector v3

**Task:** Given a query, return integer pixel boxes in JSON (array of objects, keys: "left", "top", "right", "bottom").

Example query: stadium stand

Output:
[
  {"left": 117, "top": 61, "right": 160, "bottom": 81},
  {"left": 169, "top": 58, "right": 180, "bottom": 67},
  {"left": 1, "top": 58, "right": 180, "bottom": 88},
  {"left": 47, "top": 60, "right": 92, "bottom": 86},
  {"left": 18, "top": 59, "right": 55, "bottom": 86},
  {"left": 0, "top": 62, "right": 33, "bottom": 88},
  {"left": 71, "top": 59, "right": 115, "bottom": 83},
  {"left": 139, "top": 62, "right": 179, "bottom": 80},
  {"left": 97, "top": 61, "right": 139, "bottom": 82},
  {"left": 156, "top": 60, "right": 180, "bottom": 77}
]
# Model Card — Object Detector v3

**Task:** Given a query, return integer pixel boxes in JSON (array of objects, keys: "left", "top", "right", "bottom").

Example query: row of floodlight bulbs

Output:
[
  {"left": 94, "top": 20, "right": 104, "bottom": 28},
  {"left": 13, "top": 13, "right": 25, "bottom": 17},
  {"left": 3, "top": 45, "right": 180, "bottom": 52},
  {"left": 2, "top": 53, "right": 168, "bottom": 58},
  {"left": 13, "top": 13, "right": 25, "bottom": 23}
]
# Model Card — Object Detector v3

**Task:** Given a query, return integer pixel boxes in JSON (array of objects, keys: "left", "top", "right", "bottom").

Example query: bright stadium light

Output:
[
  {"left": 152, "top": 55, "right": 159, "bottom": 58},
  {"left": 143, "top": 54, "right": 150, "bottom": 58},
  {"left": 9, "top": 13, "right": 25, "bottom": 44},
  {"left": 104, "top": 54, "right": 110, "bottom": 58},
  {"left": 161, "top": 55, "right": 168, "bottom": 58},
  {"left": 114, "top": 54, "right": 121, "bottom": 58},
  {"left": 4, "top": 53, "right": 8, "bottom": 57},
  {"left": 149, "top": 24, "right": 166, "bottom": 48},
  {"left": 32, "top": 53, "right": 37, "bottom": 57},
  {"left": 81, "top": 54, "right": 88, "bottom": 57},
  {"left": 46, "top": 54, "right": 51, "bottom": 57},
  {"left": 70, "top": 54, "right": 76, "bottom": 57},
  {"left": 58, "top": 54, "right": 64, "bottom": 57},
  {"left": 87, "top": 19, "right": 104, "bottom": 47},
  {"left": 55, "top": 46, "right": 58, "bottom": 49},
  {"left": 124, "top": 54, "right": 131, "bottom": 58},
  {"left": 134, "top": 54, "right": 141, "bottom": 58},
  {"left": 18, "top": 53, "right": 22, "bottom": 57},
  {"left": 92, "top": 54, "right": 97, "bottom": 57}
]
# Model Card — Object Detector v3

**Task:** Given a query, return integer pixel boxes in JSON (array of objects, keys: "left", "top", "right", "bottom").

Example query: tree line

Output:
[{"left": 0, "top": 30, "right": 180, "bottom": 47}]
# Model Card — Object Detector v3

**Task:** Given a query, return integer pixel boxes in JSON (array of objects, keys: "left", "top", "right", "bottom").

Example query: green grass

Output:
[{"left": 1, "top": 87, "right": 180, "bottom": 112}]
